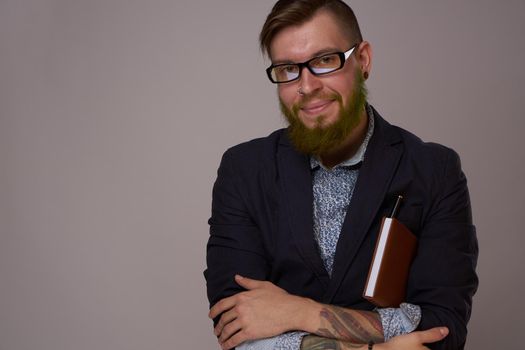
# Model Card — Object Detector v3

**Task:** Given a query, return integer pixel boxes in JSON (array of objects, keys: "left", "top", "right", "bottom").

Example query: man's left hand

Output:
[{"left": 209, "top": 275, "right": 310, "bottom": 349}]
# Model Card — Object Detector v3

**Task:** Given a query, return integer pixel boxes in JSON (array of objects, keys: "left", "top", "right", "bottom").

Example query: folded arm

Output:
[
  {"left": 210, "top": 275, "right": 384, "bottom": 349},
  {"left": 211, "top": 275, "right": 443, "bottom": 350}
]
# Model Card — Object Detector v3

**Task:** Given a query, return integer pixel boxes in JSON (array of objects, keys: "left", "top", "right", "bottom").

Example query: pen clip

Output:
[{"left": 390, "top": 195, "right": 403, "bottom": 218}]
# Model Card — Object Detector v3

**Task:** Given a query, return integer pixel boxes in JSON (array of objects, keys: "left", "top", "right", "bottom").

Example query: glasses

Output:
[{"left": 266, "top": 44, "right": 358, "bottom": 84}]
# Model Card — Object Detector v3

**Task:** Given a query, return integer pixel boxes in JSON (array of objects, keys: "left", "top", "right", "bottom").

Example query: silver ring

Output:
[{"left": 297, "top": 87, "right": 304, "bottom": 95}]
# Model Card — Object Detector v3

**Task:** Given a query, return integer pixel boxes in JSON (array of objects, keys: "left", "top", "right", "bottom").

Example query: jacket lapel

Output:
[
  {"left": 277, "top": 132, "right": 330, "bottom": 287},
  {"left": 324, "top": 111, "right": 404, "bottom": 302}
]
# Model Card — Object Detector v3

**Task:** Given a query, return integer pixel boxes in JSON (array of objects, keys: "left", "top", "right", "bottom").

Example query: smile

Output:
[{"left": 300, "top": 100, "right": 334, "bottom": 116}]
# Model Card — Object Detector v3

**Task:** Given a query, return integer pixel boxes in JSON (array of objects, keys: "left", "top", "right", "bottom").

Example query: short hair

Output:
[{"left": 259, "top": 0, "right": 363, "bottom": 58}]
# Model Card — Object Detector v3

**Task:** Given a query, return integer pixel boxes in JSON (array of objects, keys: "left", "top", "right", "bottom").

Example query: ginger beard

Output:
[{"left": 280, "top": 71, "right": 367, "bottom": 156}]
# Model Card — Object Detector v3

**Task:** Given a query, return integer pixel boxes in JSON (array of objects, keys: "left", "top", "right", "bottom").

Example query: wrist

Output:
[
  {"left": 295, "top": 297, "right": 322, "bottom": 333},
  {"left": 369, "top": 342, "right": 386, "bottom": 350}
]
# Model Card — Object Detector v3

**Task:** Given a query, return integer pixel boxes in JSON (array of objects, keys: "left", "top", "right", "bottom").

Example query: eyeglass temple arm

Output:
[{"left": 344, "top": 46, "right": 357, "bottom": 60}]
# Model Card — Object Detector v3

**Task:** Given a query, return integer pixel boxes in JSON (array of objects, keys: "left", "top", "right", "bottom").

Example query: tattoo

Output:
[
  {"left": 301, "top": 335, "right": 364, "bottom": 350},
  {"left": 316, "top": 306, "right": 383, "bottom": 344}
]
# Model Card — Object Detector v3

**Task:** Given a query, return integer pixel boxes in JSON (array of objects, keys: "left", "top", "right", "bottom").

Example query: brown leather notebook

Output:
[{"left": 363, "top": 217, "right": 417, "bottom": 307}]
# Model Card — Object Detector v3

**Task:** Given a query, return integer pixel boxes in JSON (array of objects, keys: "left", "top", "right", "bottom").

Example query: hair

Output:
[{"left": 259, "top": 0, "right": 363, "bottom": 58}]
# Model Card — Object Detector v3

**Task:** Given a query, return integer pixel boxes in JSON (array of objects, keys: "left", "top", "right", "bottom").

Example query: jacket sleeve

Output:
[
  {"left": 204, "top": 149, "right": 270, "bottom": 319},
  {"left": 409, "top": 147, "right": 479, "bottom": 350}
]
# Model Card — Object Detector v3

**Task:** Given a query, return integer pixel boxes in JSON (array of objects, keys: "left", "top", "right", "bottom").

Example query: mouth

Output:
[{"left": 300, "top": 100, "right": 334, "bottom": 117}]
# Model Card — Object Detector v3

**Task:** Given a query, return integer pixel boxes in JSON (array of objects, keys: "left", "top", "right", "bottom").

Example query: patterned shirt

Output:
[{"left": 238, "top": 106, "right": 420, "bottom": 350}]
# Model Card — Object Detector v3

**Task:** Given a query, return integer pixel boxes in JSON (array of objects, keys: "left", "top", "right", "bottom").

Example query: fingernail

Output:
[{"left": 440, "top": 327, "right": 449, "bottom": 336}]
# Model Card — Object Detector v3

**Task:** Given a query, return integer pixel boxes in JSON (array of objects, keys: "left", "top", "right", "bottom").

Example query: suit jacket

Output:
[{"left": 205, "top": 107, "right": 478, "bottom": 350}]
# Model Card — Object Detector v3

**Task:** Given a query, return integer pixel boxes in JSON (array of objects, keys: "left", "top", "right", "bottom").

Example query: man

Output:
[{"left": 205, "top": 1, "right": 478, "bottom": 349}]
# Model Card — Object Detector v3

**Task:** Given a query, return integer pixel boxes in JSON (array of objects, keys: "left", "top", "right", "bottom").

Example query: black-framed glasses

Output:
[{"left": 266, "top": 44, "right": 358, "bottom": 84}]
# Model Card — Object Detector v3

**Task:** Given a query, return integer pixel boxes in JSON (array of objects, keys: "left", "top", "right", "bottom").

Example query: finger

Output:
[
  {"left": 235, "top": 274, "right": 264, "bottom": 290},
  {"left": 218, "top": 319, "right": 242, "bottom": 344},
  {"left": 214, "top": 309, "right": 237, "bottom": 336},
  {"left": 209, "top": 296, "right": 237, "bottom": 319},
  {"left": 416, "top": 327, "right": 449, "bottom": 344},
  {"left": 221, "top": 329, "right": 249, "bottom": 350}
]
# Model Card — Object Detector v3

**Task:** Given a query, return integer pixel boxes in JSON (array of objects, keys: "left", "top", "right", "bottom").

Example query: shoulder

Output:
[
  {"left": 394, "top": 125, "right": 461, "bottom": 167},
  {"left": 371, "top": 107, "right": 461, "bottom": 170},
  {"left": 371, "top": 106, "right": 465, "bottom": 189},
  {"left": 219, "top": 128, "right": 286, "bottom": 173}
]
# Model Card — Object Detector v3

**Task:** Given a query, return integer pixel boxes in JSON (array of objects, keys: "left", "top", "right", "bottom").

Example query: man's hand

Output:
[
  {"left": 301, "top": 327, "right": 449, "bottom": 350},
  {"left": 376, "top": 327, "right": 449, "bottom": 350},
  {"left": 208, "top": 275, "right": 310, "bottom": 350}
]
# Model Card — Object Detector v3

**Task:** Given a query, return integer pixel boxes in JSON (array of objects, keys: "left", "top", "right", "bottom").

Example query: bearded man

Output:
[{"left": 205, "top": 1, "right": 478, "bottom": 349}]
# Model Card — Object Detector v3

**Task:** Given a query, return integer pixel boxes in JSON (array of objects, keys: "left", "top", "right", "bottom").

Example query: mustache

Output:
[
  {"left": 295, "top": 92, "right": 341, "bottom": 108},
  {"left": 292, "top": 92, "right": 342, "bottom": 116}
]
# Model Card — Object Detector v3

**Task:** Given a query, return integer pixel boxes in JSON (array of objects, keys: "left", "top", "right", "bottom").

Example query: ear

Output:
[{"left": 357, "top": 40, "right": 373, "bottom": 78}]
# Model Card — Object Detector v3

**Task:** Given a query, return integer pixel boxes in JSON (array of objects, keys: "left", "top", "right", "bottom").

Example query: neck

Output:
[{"left": 319, "top": 108, "right": 369, "bottom": 169}]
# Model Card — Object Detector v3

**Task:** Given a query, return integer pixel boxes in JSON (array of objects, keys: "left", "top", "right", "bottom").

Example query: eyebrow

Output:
[{"left": 271, "top": 47, "right": 341, "bottom": 65}]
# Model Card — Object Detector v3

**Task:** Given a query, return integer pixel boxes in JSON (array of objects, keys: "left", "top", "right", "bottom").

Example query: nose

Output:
[{"left": 298, "top": 67, "right": 323, "bottom": 95}]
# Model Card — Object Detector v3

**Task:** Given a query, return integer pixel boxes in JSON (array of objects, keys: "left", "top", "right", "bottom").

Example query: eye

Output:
[
  {"left": 276, "top": 65, "right": 298, "bottom": 73},
  {"left": 273, "top": 65, "right": 299, "bottom": 80},
  {"left": 312, "top": 54, "right": 339, "bottom": 68}
]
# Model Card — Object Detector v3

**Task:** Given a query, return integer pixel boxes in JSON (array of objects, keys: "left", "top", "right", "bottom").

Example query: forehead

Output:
[{"left": 270, "top": 10, "right": 349, "bottom": 63}]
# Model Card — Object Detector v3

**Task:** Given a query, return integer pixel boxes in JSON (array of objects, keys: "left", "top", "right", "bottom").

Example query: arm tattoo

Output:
[
  {"left": 316, "top": 306, "right": 383, "bottom": 344},
  {"left": 301, "top": 335, "right": 365, "bottom": 350}
]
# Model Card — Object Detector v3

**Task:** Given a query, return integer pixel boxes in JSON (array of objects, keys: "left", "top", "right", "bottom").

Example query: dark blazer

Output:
[{"left": 205, "top": 107, "right": 478, "bottom": 350}]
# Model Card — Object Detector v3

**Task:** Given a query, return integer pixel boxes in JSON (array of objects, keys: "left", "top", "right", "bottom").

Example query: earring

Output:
[{"left": 364, "top": 71, "right": 369, "bottom": 80}]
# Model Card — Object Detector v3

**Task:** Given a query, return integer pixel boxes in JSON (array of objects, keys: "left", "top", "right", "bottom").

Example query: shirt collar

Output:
[{"left": 310, "top": 104, "right": 375, "bottom": 170}]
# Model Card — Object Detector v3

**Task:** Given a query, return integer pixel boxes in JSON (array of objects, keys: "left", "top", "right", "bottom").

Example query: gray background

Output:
[{"left": 1, "top": 0, "right": 524, "bottom": 349}]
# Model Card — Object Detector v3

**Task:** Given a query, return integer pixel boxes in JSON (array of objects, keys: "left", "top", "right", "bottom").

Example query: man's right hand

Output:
[
  {"left": 301, "top": 327, "right": 449, "bottom": 350},
  {"left": 377, "top": 327, "right": 449, "bottom": 350}
]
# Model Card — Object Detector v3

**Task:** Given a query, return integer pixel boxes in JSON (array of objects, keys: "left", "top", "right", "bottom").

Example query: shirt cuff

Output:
[
  {"left": 274, "top": 331, "right": 308, "bottom": 350},
  {"left": 236, "top": 337, "right": 278, "bottom": 350},
  {"left": 235, "top": 332, "right": 307, "bottom": 350},
  {"left": 377, "top": 303, "right": 421, "bottom": 341}
]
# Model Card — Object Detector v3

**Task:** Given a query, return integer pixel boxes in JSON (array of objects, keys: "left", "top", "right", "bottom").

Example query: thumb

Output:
[
  {"left": 416, "top": 327, "right": 449, "bottom": 344},
  {"left": 234, "top": 274, "right": 263, "bottom": 290}
]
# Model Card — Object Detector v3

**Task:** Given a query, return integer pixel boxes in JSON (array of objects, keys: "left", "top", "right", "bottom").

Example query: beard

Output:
[{"left": 279, "top": 72, "right": 367, "bottom": 156}]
